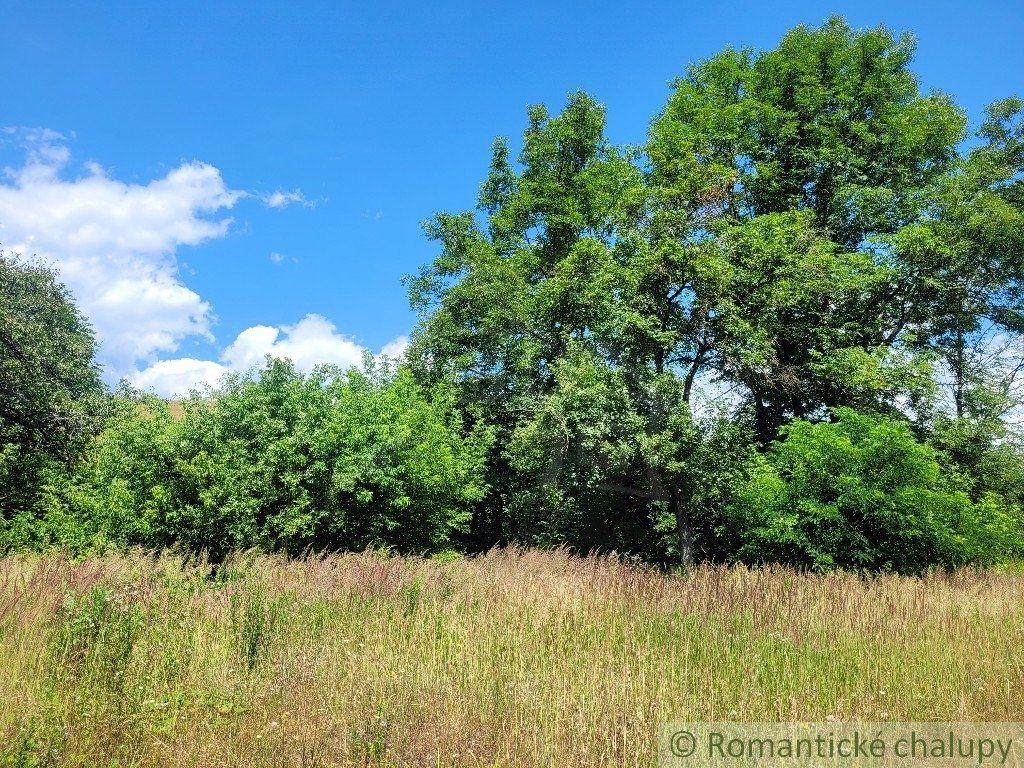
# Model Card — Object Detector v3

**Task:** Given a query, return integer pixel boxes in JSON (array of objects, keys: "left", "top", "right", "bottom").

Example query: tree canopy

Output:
[
  {"left": 3, "top": 18, "right": 1023, "bottom": 573},
  {"left": 0, "top": 253, "right": 105, "bottom": 528},
  {"left": 407, "top": 17, "right": 1024, "bottom": 566}
]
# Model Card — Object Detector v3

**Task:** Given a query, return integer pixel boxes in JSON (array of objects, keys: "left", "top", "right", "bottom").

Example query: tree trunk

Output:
[
  {"left": 645, "top": 464, "right": 694, "bottom": 568},
  {"left": 672, "top": 486, "right": 693, "bottom": 568}
]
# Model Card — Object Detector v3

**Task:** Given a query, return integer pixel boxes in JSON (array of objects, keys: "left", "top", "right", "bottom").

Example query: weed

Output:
[{"left": 0, "top": 550, "right": 1020, "bottom": 766}]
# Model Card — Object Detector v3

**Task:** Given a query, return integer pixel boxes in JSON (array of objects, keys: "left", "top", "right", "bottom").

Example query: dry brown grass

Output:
[{"left": 0, "top": 548, "right": 1022, "bottom": 766}]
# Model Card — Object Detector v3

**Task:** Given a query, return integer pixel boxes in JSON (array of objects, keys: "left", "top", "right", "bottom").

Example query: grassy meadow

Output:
[{"left": 1, "top": 549, "right": 1022, "bottom": 766}]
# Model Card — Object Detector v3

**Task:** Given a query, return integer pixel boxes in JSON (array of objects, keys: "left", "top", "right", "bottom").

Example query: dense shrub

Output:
[
  {"left": 38, "top": 359, "right": 490, "bottom": 558},
  {"left": 729, "top": 408, "right": 1021, "bottom": 572}
]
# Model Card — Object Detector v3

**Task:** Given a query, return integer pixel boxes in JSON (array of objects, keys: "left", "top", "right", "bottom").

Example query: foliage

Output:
[
  {"left": 929, "top": 411, "right": 1024, "bottom": 509},
  {"left": 406, "top": 17, "right": 1024, "bottom": 567},
  {"left": 729, "top": 408, "right": 1020, "bottom": 572},
  {"left": 646, "top": 17, "right": 976, "bottom": 441},
  {"left": 4, "top": 18, "right": 1024, "bottom": 573},
  {"left": 0, "top": 253, "right": 106, "bottom": 538},
  {"left": 39, "top": 359, "right": 490, "bottom": 558}
]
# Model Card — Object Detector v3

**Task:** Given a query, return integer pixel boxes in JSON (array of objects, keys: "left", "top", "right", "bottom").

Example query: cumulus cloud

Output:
[
  {"left": 131, "top": 314, "right": 410, "bottom": 397},
  {"left": 130, "top": 358, "right": 230, "bottom": 397},
  {"left": 1, "top": 128, "right": 402, "bottom": 400},
  {"left": 0, "top": 129, "right": 242, "bottom": 376},
  {"left": 378, "top": 335, "right": 410, "bottom": 361},
  {"left": 222, "top": 314, "right": 365, "bottom": 371}
]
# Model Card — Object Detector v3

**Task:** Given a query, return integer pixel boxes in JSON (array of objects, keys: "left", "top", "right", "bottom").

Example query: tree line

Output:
[{"left": 3, "top": 18, "right": 1023, "bottom": 572}]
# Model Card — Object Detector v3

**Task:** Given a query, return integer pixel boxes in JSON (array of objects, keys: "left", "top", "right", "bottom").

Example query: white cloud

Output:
[
  {"left": 1, "top": 128, "right": 401, "bottom": 400},
  {"left": 130, "top": 358, "right": 230, "bottom": 398},
  {"left": 0, "top": 129, "right": 242, "bottom": 376},
  {"left": 269, "top": 251, "right": 297, "bottom": 265},
  {"left": 222, "top": 314, "right": 365, "bottom": 371},
  {"left": 378, "top": 335, "right": 409, "bottom": 361},
  {"left": 262, "top": 189, "right": 309, "bottom": 209},
  {"left": 131, "top": 314, "right": 409, "bottom": 397}
]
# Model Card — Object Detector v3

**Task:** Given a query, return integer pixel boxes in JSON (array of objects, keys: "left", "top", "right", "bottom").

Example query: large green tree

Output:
[
  {"left": 646, "top": 18, "right": 992, "bottom": 443},
  {"left": 408, "top": 18, "right": 1024, "bottom": 566},
  {"left": 0, "top": 253, "right": 105, "bottom": 532},
  {"left": 407, "top": 94, "right": 696, "bottom": 560}
]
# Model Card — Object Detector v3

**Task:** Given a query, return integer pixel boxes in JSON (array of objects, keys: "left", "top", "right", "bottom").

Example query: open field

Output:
[{"left": 1, "top": 549, "right": 1023, "bottom": 767}]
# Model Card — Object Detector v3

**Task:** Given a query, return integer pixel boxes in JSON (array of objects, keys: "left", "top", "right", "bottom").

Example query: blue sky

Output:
[{"left": 2, "top": 0, "right": 1022, "bottom": 395}]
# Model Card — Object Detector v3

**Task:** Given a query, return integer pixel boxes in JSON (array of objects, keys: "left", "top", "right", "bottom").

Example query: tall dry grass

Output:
[{"left": 0, "top": 548, "right": 1021, "bottom": 766}]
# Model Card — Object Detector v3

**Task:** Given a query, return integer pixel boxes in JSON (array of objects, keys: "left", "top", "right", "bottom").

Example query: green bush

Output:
[
  {"left": 47, "top": 358, "right": 491, "bottom": 558},
  {"left": 729, "top": 408, "right": 1021, "bottom": 572}
]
